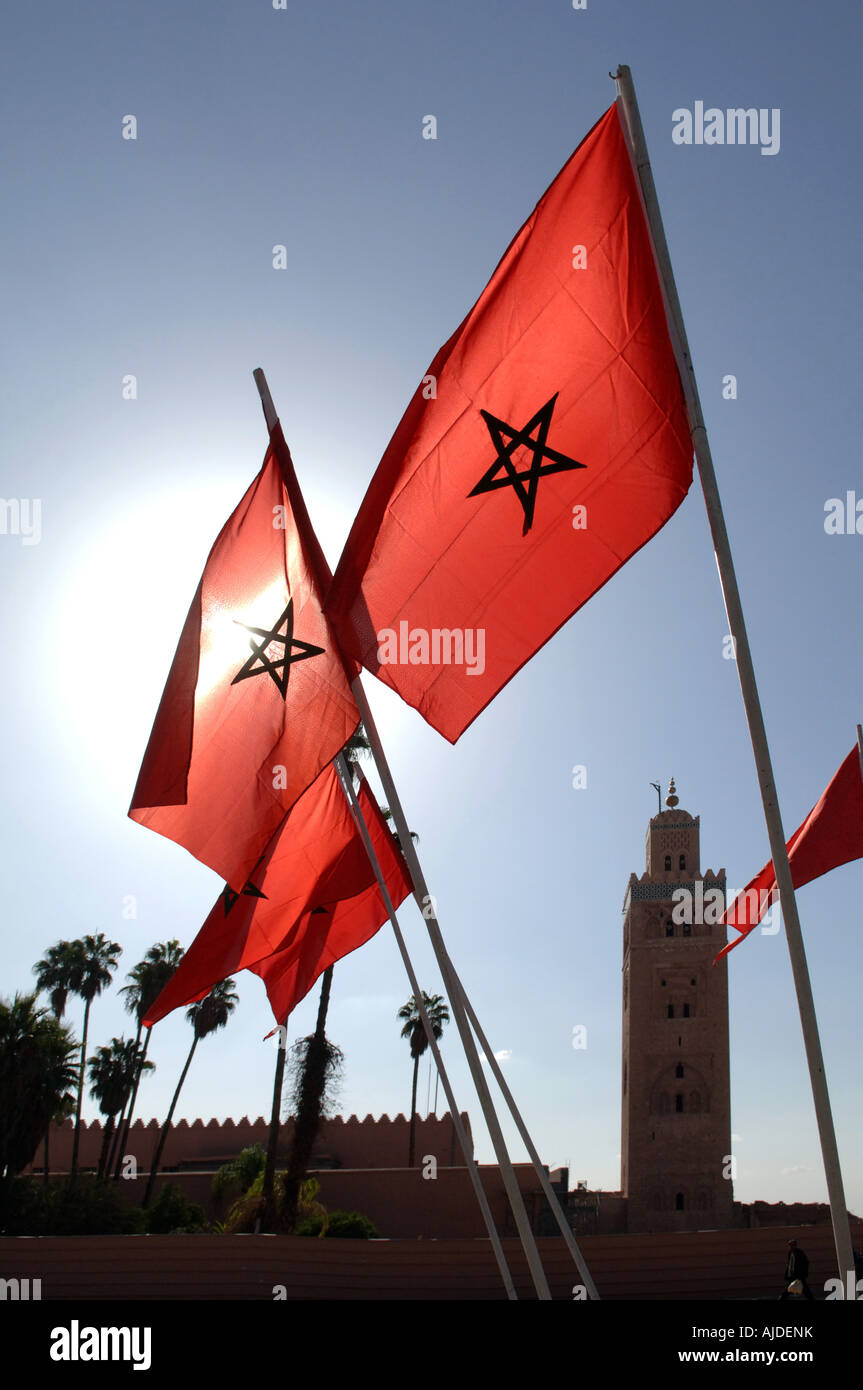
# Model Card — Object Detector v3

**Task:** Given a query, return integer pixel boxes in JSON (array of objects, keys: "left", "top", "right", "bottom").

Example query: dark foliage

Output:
[
  {"left": 296, "top": 1209, "right": 380, "bottom": 1239},
  {"left": 145, "top": 1182, "right": 208, "bottom": 1234},
  {"left": 0, "top": 1176, "right": 146, "bottom": 1236}
]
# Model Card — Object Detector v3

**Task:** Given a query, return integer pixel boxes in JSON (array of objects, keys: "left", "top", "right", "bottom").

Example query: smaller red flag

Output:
[
  {"left": 717, "top": 746, "right": 863, "bottom": 961},
  {"left": 129, "top": 424, "right": 359, "bottom": 891},
  {"left": 143, "top": 763, "right": 411, "bottom": 1026},
  {"left": 251, "top": 853, "right": 412, "bottom": 1026},
  {"left": 251, "top": 767, "right": 413, "bottom": 1023}
]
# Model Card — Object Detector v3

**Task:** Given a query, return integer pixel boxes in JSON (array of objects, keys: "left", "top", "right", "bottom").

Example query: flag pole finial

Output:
[
  {"left": 665, "top": 777, "right": 679, "bottom": 809},
  {"left": 253, "top": 367, "right": 278, "bottom": 433}
]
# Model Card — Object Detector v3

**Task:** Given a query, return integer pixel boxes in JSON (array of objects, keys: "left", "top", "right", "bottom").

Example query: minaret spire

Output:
[{"left": 665, "top": 777, "right": 679, "bottom": 809}]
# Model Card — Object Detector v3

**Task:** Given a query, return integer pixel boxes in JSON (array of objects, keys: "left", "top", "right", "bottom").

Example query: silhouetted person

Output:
[{"left": 779, "top": 1239, "right": 815, "bottom": 1300}]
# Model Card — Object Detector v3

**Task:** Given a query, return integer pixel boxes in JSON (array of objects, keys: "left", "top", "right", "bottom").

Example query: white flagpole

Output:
[
  {"left": 348, "top": 675, "right": 553, "bottom": 1300},
  {"left": 445, "top": 960, "right": 600, "bottom": 1299},
  {"left": 857, "top": 725, "right": 863, "bottom": 781},
  {"left": 333, "top": 754, "right": 518, "bottom": 1299},
  {"left": 613, "top": 66, "right": 854, "bottom": 1287}
]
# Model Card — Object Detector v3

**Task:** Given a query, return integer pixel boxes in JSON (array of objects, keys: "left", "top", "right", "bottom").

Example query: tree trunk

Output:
[
  {"left": 106, "top": 1022, "right": 141, "bottom": 1178},
  {"left": 408, "top": 1052, "right": 420, "bottom": 1167},
  {"left": 97, "top": 1116, "right": 115, "bottom": 1181},
  {"left": 112, "top": 1028, "right": 149, "bottom": 1182},
  {"left": 261, "top": 1028, "right": 288, "bottom": 1231},
  {"left": 69, "top": 998, "right": 92, "bottom": 1184},
  {"left": 143, "top": 1033, "right": 198, "bottom": 1208},
  {"left": 44, "top": 1004, "right": 62, "bottom": 1185},
  {"left": 283, "top": 967, "right": 334, "bottom": 1232}
]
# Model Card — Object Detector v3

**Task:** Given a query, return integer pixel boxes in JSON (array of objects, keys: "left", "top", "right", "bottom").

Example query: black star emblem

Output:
[
  {"left": 231, "top": 598, "right": 325, "bottom": 699},
  {"left": 222, "top": 879, "right": 268, "bottom": 916},
  {"left": 468, "top": 393, "right": 586, "bottom": 535}
]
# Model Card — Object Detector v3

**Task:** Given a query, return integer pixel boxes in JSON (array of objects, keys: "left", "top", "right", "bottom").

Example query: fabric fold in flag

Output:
[
  {"left": 251, "top": 787, "right": 414, "bottom": 1024},
  {"left": 129, "top": 423, "right": 359, "bottom": 890},
  {"left": 143, "top": 763, "right": 412, "bottom": 1027},
  {"left": 326, "top": 103, "right": 693, "bottom": 742},
  {"left": 717, "top": 746, "right": 863, "bottom": 961}
]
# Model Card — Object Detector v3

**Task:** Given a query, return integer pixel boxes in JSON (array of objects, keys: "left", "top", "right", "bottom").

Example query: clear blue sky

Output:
[{"left": 2, "top": 0, "right": 862, "bottom": 1217}]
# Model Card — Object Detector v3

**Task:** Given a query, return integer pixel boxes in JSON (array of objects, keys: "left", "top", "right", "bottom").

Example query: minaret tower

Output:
[{"left": 620, "top": 780, "right": 733, "bottom": 1232}]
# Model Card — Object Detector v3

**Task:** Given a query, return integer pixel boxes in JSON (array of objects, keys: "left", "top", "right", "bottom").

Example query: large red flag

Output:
[
  {"left": 326, "top": 104, "right": 692, "bottom": 742},
  {"left": 717, "top": 746, "right": 863, "bottom": 961},
  {"left": 129, "top": 424, "right": 359, "bottom": 890},
  {"left": 143, "top": 763, "right": 411, "bottom": 1026}
]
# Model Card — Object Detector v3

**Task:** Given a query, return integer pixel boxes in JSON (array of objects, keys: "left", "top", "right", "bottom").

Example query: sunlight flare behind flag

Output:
[{"left": 129, "top": 425, "right": 359, "bottom": 890}]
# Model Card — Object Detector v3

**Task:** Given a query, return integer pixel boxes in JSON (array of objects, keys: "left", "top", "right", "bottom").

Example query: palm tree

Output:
[
  {"left": 32, "top": 941, "right": 81, "bottom": 1184},
  {"left": 382, "top": 809, "right": 419, "bottom": 851},
  {"left": 112, "top": 941, "right": 184, "bottom": 1180},
  {"left": 33, "top": 942, "right": 77, "bottom": 1020},
  {"left": 0, "top": 994, "right": 78, "bottom": 1186},
  {"left": 343, "top": 728, "right": 371, "bottom": 764},
  {"left": 280, "top": 973, "right": 344, "bottom": 1232},
  {"left": 212, "top": 1144, "right": 266, "bottom": 1203},
  {"left": 143, "top": 979, "right": 238, "bottom": 1208},
  {"left": 398, "top": 992, "right": 450, "bottom": 1167},
  {"left": 88, "top": 1038, "right": 152, "bottom": 1180},
  {"left": 66, "top": 934, "right": 122, "bottom": 1182},
  {"left": 260, "top": 730, "right": 370, "bottom": 1228}
]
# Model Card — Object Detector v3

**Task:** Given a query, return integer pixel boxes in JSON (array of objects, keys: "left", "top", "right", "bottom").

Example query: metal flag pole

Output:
[
  {"left": 252, "top": 368, "right": 548, "bottom": 1297},
  {"left": 857, "top": 725, "right": 863, "bottom": 781},
  {"left": 613, "top": 65, "right": 854, "bottom": 1287},
  {"left": 347, "top": 675, "right": 553, "bottom": 1300},
  {"left": 444, "top": 959, "right": 600, "bottom": 1299},
  {"left": 333, "top": 753, "right": 518, "bottom": 1299}
]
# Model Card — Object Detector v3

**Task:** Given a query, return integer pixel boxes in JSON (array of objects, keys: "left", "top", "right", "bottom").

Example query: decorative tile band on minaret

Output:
[{"left": 621, "top": 780, "right": 734, "bottom": 1233}]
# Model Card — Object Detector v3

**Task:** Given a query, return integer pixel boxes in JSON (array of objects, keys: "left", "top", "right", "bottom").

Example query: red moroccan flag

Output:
[
  {"left": 326, "top": 104, "right": 692, "bottom": 742},
  {"left": 251, "top": 778, "right": 413, "bottom": 1024},
  {"left": 129, "top": 424, "right": 359, "bottom": 890},
  {"left": 717, "top": 746, "right": 863, "bottom": 961},
  {"left": 143, "top": 763, "right": 411, "bottom": 1026}
]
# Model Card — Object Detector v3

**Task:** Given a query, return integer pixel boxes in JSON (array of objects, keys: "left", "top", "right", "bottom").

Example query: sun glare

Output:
[{"left": 196, "top": 580, "right": 288, "bottom": 703}]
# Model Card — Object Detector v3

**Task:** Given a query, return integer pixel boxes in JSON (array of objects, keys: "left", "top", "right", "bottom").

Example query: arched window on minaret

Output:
[
  {"left": 679, "top": 854, "right": 686, "bottom": 871},
  {"left": 667, "top": 1003, "right": 674, "bottom": 1019},
  {"left": 665, "top": 922, "right": 674, "bottom": 938},
  {"left": 675, "top": 1093, "right": 684, "bottom": 1113},
  {"left": 675, "top": 1192, "right": 685, "bottom": 1212},
  {"left": 675, "top": 1063, "right": 684, "bottom": 1079},
  {"left": 664, "top": 854, "right": 671, "bottom": 871}
]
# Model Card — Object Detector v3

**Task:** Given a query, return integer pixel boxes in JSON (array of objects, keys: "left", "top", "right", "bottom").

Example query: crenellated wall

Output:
[{"left": 29, "top": 1111, "right": 470, "bottom": 1176}]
